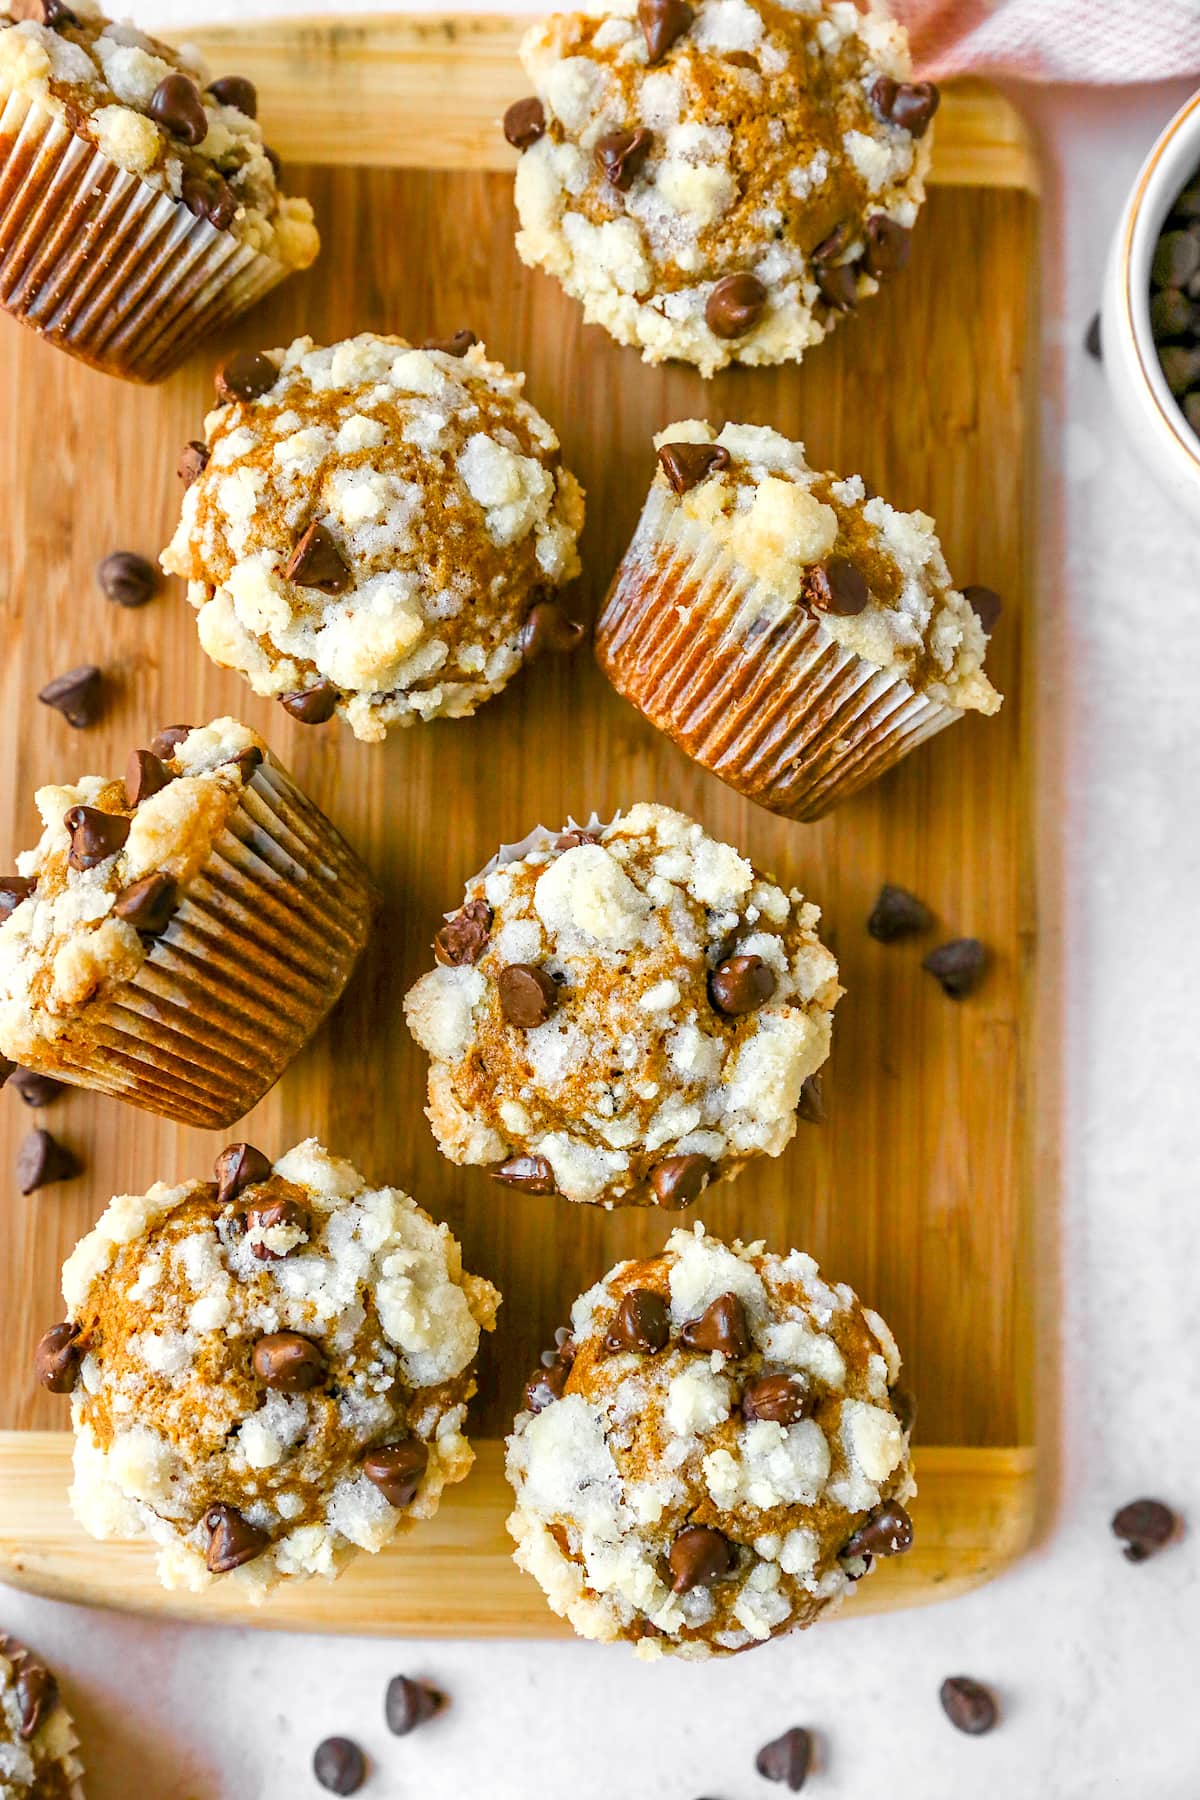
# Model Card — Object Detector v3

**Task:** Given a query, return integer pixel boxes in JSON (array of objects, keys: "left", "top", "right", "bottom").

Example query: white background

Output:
[{"left": 5, "top": 13, "right": 1200, "bottom": 1795}]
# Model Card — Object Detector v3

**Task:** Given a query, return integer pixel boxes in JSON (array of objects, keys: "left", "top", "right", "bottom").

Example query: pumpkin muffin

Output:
[{"left": 0, "top": 1633, "right": 84, "bottom": 1798}]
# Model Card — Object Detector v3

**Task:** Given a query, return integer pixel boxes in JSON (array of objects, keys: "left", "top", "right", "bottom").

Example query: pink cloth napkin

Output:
[{"left": 885, "top": 0, "right": 1200, "bottom": 82}]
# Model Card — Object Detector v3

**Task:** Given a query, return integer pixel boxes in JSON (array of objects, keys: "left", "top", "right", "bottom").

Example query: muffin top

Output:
[
  {"left": 509, "top": 0, "right": 934, "bottom": 374},
  {"left": 45, "top": 1138, "right": 500, "bottom": 1595},
  {"left": 0, "top": 0, "right": 318, "bottom": 269},
  {"left": 404, "top": 802, "right": 840, "bottom": 1207},
  {"left": 643, "top": 420, "right": 1002, "bottom": 710},
  {"left": 161, "top": 333, "right": 587, "bottom": 740},
  {"left": 0, "top": 1635, "right": 83, "bottom": 1800},
  {"left": 0, "top": 719, "right": 269, "bottom": 1065},
  {"left": 506, "top": 1224, "right": 915, "bottom": 1657}
]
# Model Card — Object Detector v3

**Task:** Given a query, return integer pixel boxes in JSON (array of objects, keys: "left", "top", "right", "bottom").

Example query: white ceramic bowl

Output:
[{"left": 1102, "top": 87, "right": 1200, "bottom": 524}]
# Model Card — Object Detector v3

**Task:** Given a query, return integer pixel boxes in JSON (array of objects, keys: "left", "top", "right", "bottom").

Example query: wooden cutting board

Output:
[{"left": 0, "top": 17, "right": 1050, "bottom": 1633}]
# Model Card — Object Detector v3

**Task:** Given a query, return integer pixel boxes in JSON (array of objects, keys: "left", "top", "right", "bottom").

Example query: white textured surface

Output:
[{"left": 2, "top": 31, "right": 1200, "bottom": 1796}]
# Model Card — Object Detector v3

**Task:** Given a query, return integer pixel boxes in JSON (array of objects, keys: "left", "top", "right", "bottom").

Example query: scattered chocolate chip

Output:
[
  {"left": 313, "top": 1738, "right": 366, "bottom": 1796},
  {"left": 285, "top": 521, "right": 352, "bottom": 595},
  {"left": 656, "top": 441, "right": 731, "bottom": 494},
  {"left": 149, "top": 72, "right": 208, "bottom": 145},
  {"left": 963, "top": 584, "right": 1002, "bottom": 633},
  {"left": 385, "top": 1675, "right": 443, "bottom": 1737},
  {"left": 98, "top": 550, "right": 159, "bottom": 608},
  {"left": 755, "top": 1727, "right": 812, "bottom": 1790},
  {"left": 519, "top": 601, "right": 585, "bottom": 661},
  {"left": 796, "top": 1074, "right": 824, "bottom": 1124},
  {"left": 280, "top": 680, "right": 339, "bottom": 724},
  {"left": 215, "top": 349, "right": 277, "bottom": 402},
  {"left": 709, "top": 952, "right": 776, "bottom": 1016},
  {"left": 638, "top": 0, "right": 693, "bottom": 61},
  {"left": 890, "top": 1385, "right": 917, "bottom": 1436},
  {"left": 214, "top": 1141, "right": 272, "bottom": 1206},
  {"left": 492, "top": 1153, "right": 557, "bottom": 1194},
  {"left": 35, "top": 1321, "right": 82, "bottom": 1393},
  {"left": 178, "top": 440, "right": 210, "bottom": 486},
  {"left": 871, "top": 75, "right": 940, "bottom": 137},
  {"left": 0, "top": 877, "right": 36, "bottom": 920},
  {"left": 10, "top": 0, "right": 78, "bottom": 26},
  {"left": 38, "top": 665, "right": 103, "bottom": 729},
  {"left": 63, "top": 805, "right": 130, "bottom": 872},
  {"left": 596, "top": 127, "right": 653, "bottom": 190},
  {"left": 149, "top": 724, "right": 193, "bottom": 759},
  {"left": 669, "top": 1524, "right": 733, "bottom": 1594},
  {"left": 650, "top": 1153, "right": 713, "bottom": 1208},
  {"left": 205, "top": 1502, "right": 269, "bottom": 1574},
  {"left": 939, "top": 1675, "right": 998, "bottom": 1736},
  {"left": 181, "top": 168, "right": 237, "bottom": 230},
  {"left": 14, "top": 1659, "right": 57, "bottom": 1739},
  {"left": 17, "top": 1128, "right": 80, "bottom": 1194},
  {"left": 422, "top": 329, "right": 478, "bottom": 357},
  {"left": 680, "top": 1292, "right": 749, "bottom": 1358},
  {"left": 363, "top": 1440, "right": 428, "bottom": 1508},
  {"left": 498, "top": 963, "right": 558, "bottom": 1028},
  {"left": 1111, "top": 1497, "right": 1179, "bottom": 1562},
  {"left": 252, "top": 1331, "right": 326, "bottom": 1392},
  {"left": 1085, "top": 312, "right": 1102, "bottom": 360},
  {"left": 803, "top": 555, "right": 869, "bottom": 616},
  {"left": 863, "top": 214, "right": 912, "bottom": 279},
  {"left": 11, "top": 1067, "right": 63, "bottom": 1107},
  {"left": 244, "top": 1194, "right": 309, "bottom": 1259},
  {"left": 814, "top": 258, "right": 858, "bottom": 313},
  {"left": 207, "top": 75, "right": 257, "bottom": 117},
  {"left": 1153, "top": 228, "right": 1200, "bottom": 290},
  {"left": 434, "top": 899, "right": 492, "bottom": 966},
  {"left": 705, "top": 270, "right": 767, "bottom": 338},
  {"left": 605, "top": 1289, "right": 670, "bottom": 1355},
  {"left": 922, "top": 937, "right": 989, "bottom": 998},
  {"left": 503, "top": 96, "right": 546, "bottom": 150},
  {"left": 114, "top": 872, "right": 179, "bottom": 937},
  {"left": 842, "top": 1500, "right": 914, "bottom": 1559},
  {"left": 125, "top": 748, "right": 171, "bottom": 807},
  {"left": 868, "top": 882, "right": 933, "bottom": 943},
  {"left": 742, "top": 1372, "right": 809, "bottom": 1425}
]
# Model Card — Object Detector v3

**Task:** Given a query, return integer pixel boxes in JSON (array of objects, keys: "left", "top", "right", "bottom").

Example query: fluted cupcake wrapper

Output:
[
  {"left": 34, "top": 758, "right": 375, "bottom": 1128},
  {"left": 0, "top": 87, "right": 292, "bottom": 383},
  {"left": 595, "top": 487, "right": 962, "bottom": 822},
  {"left": 0, "top": 1632, "right": 85, "bottom": 1798}
]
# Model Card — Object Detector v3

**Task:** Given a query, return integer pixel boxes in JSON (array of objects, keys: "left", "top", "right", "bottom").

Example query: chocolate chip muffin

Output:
[
  {"left": 595, "top": 422, "right": 1002, "bottom": 820},
  {"left": 505, "top": 0, "right": 935, "bottom": 375},
  {"left": 0, "top": 1634, "right": 84, "bottom": 1799},
  {"left": 0, "top": 0, "right": 318, "bottom": 381},
  {"left": 404, "top": 803, "right": 840, "bottom": 1207},
  {"left": 38, "top": 1138, "right": 500, "bottom": 1598},
  {"left": 0, "top": 719, "right": 374, "bottom": 1126},
  {"left": 161, "top": 333, "right": 586, "bottom": 740},
  {"left": 506, "top": 1223, "right": 915, "bottom": 1656}
]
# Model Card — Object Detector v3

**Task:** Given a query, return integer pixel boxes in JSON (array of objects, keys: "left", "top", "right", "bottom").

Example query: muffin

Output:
[
  {"left": 595, "top": 422, "right": 1002, "bottom": 820},
  {"left": 35, "top": 1137, "right": 500, "bottom": 1598},
  {"left": 0, "top": 1, "right": 318, "bottom": 382},
  {"left": 0, "top": 1633, "right": 84, "bottom": 1798},
  {"left": 0, "top": 718, "right": 374, "bottom": 1127},
  {"left": 505, "top": 0, "right": 935, "bottom": 374},
  {"left": 404, "top": 803, "right": 840, "bottom": 1207},
  {"left": 161, "top": 333, "right": 586, "bottom": 741},
  {"left": 507, "top": 1223, "right": 915, "bottom": 1656}
]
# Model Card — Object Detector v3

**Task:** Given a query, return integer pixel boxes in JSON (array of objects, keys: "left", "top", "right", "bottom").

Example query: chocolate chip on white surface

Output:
[
  {"left": 313, "top": 1738, "right": 366, "bottom": 1796},
  {"left": 755, "top": 1726, "right": 813, "bottom": 1790},
  {"left": 1111, "top": 1497, "right": 1179, "bottom": 1562},
  {"left": 385, "top": 1674, "right": 443, "bottom": 1736},
  {"left": 939, "top": 1675, "right": 998, "bottom": 1736}
]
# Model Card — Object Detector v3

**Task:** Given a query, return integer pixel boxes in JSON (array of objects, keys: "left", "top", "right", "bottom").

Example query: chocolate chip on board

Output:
[
  {"left": 650, "top": 1153, "right": 713, "bottom": 1208},
  {"left": 503, "top": 96, "right": 546, "bottom": 150},
  {"left": 842, "top": 1500, "right": 914, "bottom": 1559},
  {"left": 596, "top": 127, "right": 654, "bottom": 190},
  {"left": 204, "top": 1502, "right": 268, "bottom": 1574},
  {"left": 867, "top": 882, "right": 933, "bottom": 943},
  {"left": 34, "top": 1320, "right": 82, "bottom": 1392},
  {"left": 0, "top": 877, "right": 36, "bottom": 920},
  {"left": 741, "top": 1372, "right": 810, "bottom": 1425},
  {"left": 11, "top": 1067, "right": 63, "bottom": 1107},
  {"left": 125, "top": 748, "right": 172, "bottom": 806},
  {"left": 605, "top": 1288, "right": 670, "bottom": 1355},
  {"left": 98, "top": 550, "right": 159, "bottom": 608},
  {"left": 498, "top": 963, "right": 559, "bottom": 1027},
  {"left": 362, "top": 1440, "right": 429, "bottom": 1508},
  {"left": 492, "top": 1153, "right": 558, "bottom": 1194},
  {"left": 668, "top": 1524, "right": 733, "bottom": 1593},
  {"left": 38, "top": 665, "right": 103, "bottom": 729},
  {"left": 434, "top": 899, "right": 493, "bottom": 967},
  {"left": 285, "top": 521, "right": 352, "bottom": 594},
  {"left": 638, "top": 0, "right": 693, "bottom": 63},
  {"left": 114, "top": 872, "right": 179, "bottom": 936},
  {"left": 17, "top": 1128, "right": 80, "bottom": 1193},
  {"left": 63, "top": 805, "right": 130, "bottom": 871},
  {"left": 215, "top": 349, "right": 277, "bottom": 402},
  {"left": 939, "top": 1675, "right": 998, "bottom": 1736},
  {"left": 705, "top": 270, "right": 767, "bottom": 338},
  {"left": 252, "top": 1331, "right": 327, "bottom": 1392},
  {"left": 384, "top": 1675, "right": 444, "bottom": 1737},
  {"left": 422, "top": 330, "right": 478, "bottom": 357},
  {"left": 755, "top": 1726, "right": 813, "bottom": 1790},
  {"left": 177, "top": 440, "right": 210, "bottom": 486},
  {"left": 280, "top": 680, "right": 340, "bottom": 724},
  {"left": 922, "top": 937, "right": 989, "bottom": 999},
  {"left": 656, "top": 441, "right": 731, "bottom": 494},
  {"left": 149, "top": 72, "right": 208, "bottom": 145},
  {"left": 680, "top": 1291, "right": 749, "bottom": 1358},
  {"left": 207, "top": 74, "right": 257, "bottom": 117},
  {"left": 214, "top": 1141, "right": 272, "bottom": 1206},
  {"left": 1111, "top": 1497, "right": 1179, "bottom": 1562},
  {"left": 709, "top": 952, "right": 776, "bottom": 1016},
  {"left": 313, "top": 1738, "right": 367, "bottom": 1796},
  {"left": 518, "top": 601, "right": 585, "bottom": 661}
]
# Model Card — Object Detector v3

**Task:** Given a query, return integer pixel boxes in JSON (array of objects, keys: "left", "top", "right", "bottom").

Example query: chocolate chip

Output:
[
  {"left": 518, "top": 601, "right": 585, "bottom": 661},
  {"left": 1085, "top": 312, "right": 1102, "bottom": 360},
  {"left": 498, "top": 962, "right": 558, "bottom": 1027},
  {"left": 149, "top": 72, "right": 208, "bottom": 145},
  {"left": 803, "top": 556, "right": 869, "bottom": 616},
  {"left": 243, "top": 1194, "right": 309, "bottom": 1259},
  {"left": 668, "top": 1524, "right": 732, "bottom": 1594},
  {"left": 963, "top": 584, "right": 1002, "bottom": 633},
  {"left": 227, "top": 746, "right": 264, "bottom": 783},
  {"left": 680, "top": 1292, "right": 749, "bottom": 1358},
  {"left": 14, "top": 1659, "right": 57, "bottom": 1739},
  {"left": 814, "top": 259, "right": 858, "bottom": 313},
  {"left": 181, "top": 169, "right": 237, "bottom": 230},
  {"left": 890, "top": 1385, "right": 917, "bottom": 1436},
  {"left": 554, "top": 829, "right": 602, "bottom": 849},
  {"left": 207, "top": 75, "right": 257, "bottom": 117},
  {"left": 10, "top": 0, "right": 78, "bottom": 26},
  {"left": 650, "top": 1153, "right": 713, "bottom": 1208},
  {"left": 362, "top": 1440, "right": 428, "bottom": 1508},
  {"left": 11, "top": 1067, "right": 63, "bottom": 1107},
  {"left": 871, "top": 76, "right": 940, "bottom": 137},
  {"left": 313, "top": 1738, "right": 366, "bottom": 1796},
  {"left": 755, "top": 1727, "right": 812, "bottom": 1790},
  {"left": 1153, "top": 228, "right": 1200, "bottom": 289},
  {"left": 638, "top": 0, "right": 693, "bottom": 63},
  {"left": 922, "top": 937, "right": 989, "bottom": 998},
  {"left": 939, "top": 1675, "right": 998, "bottom": 1736},
  {"left": 280, "top": 680, "right": 339, "bottom": 724},
  {"left": 742, "top": 1372, "right": 809, "bottom": 1425},
  {"left": 434, "top": 899, "right": 492, "bottom": 967},
  {"left": 863, "top": 214, "right": 912, "bottom": 279},
  {"left": 868, "top": 882, "right": 933, "bottom": 943},
  {"left": 178, "top": 440, "right": 210, "bottom": 486},
  {"left": 842, "top": 1500, "right": 914, "bottom": 1558},
  {"left": 524, "top": 1353, "right": 571, "bottom": 1412},
  {"left": 98, "top": 550, "right": 159, "bottom": 608},
  {"left": 796, "top": 1073, "right": 824, "bottom": 1124},
  {"left": 0, "top": 877, "right": 36, "bottom": 919},
  {"left": 385, "top": 1676, "right": 443, "bottom": 1737},
  {"left": 656, "top": 441, "right": 731, "bottom": 494},
  {"left": 149, "top": 724, "right": 193, "bottom": 759},
  {"left": 215, "top": 349, "right": 277, "bottom": 402},
  {"left": 709, "top": 952, "right": 776, "bottom": 1016},
  {"left": 263, "top": 144, "right": 282, "bottom": 180},
  {"left": 605, "top": 1289, "right": 670, "bottom": 1355},
  {"left": 285, "top": 521, "right": 352, "bottom": 594},
  {"left": 38, "top": 665, "right": 103, "bottom": 729},
  {"left": 214, "top": 1141, "right": 272, "bottom": 1206},
  {"left": 63, "top": 805, "right": 130, "bottom": 871},
  {"left": 35, "top": 1321, "right": 82, "bottom": 1392},
  {"left": 125, "top": 748, "right": 171, "bottom": 807},
  {"left": 492, "top": 1153, "right": 557, "bottom": 1194},
  {"left": 205, "top": 1502, "right": 268, "bottom": 1574},
  {"left": 503, "top": 96, "right": 546, "bottom": 149},
  {"left": 596, "top": 127, "right": 653, "bottom": 190},
  {"left": 1111, "top": 1497, "right": 1179, "bottom": 1562},
  {"left": 17, "top": 1128, "right": 79, "bottom": 1193},
  {"left": 705, "top": 271, "right": 767, "bottom": 338},
  {"left": 422, "top": 329, "right": 478, "bottom": 357},
  {"left": 114, "top": 872, "right": 179, "bottom": 937},
  {"left": 252, "top": 1331, "right": 326, "bottom": 1392}
]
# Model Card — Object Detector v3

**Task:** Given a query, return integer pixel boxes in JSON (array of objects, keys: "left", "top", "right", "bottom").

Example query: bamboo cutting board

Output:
[{"left": 0, "top": 18, "right": 1048, "bottom": 1634}]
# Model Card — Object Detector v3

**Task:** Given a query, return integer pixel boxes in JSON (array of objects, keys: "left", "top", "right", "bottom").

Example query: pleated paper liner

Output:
[
  {"left": 595, "top": 489, "right": 963, "bottom": 823},
  {"left": 26, "top": 758, "right": 376, "bottom": 1129},
  {"left": 0, "top": 1631, "right": 86, "bottom": 1799},
  {"left": 0, "top": 87, "right": 295, "bottom": 383}
]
